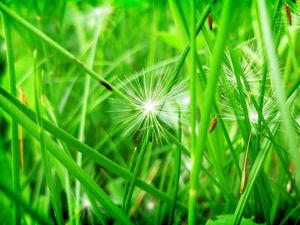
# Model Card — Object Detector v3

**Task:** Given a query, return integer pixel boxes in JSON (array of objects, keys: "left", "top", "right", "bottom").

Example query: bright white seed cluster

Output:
[
  {"left": 220, "top": 41, "right": 283, "bottom": 132},
  {"left": 111, "top": 70, "right": 187, "bottom": 142}
]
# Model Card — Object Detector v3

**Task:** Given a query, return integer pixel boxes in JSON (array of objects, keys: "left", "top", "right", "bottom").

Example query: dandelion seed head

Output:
[
  {"left": 110, "top": 69, "right": 188, "bottom": 142},
  {"left": 143, "top": 100, "right": 156, "bottom": 114},
  {"left": 249, "top": 107, "right": 259, "bottom": 124},
  {"left": 145, "top": 199, "right": 155, "bottom": 211},
  {"left": 83, "top": 196, "right": 91, "bottom": 209},
  {"left": 222, "top": 40, "right": 265, "bottom": 96}
]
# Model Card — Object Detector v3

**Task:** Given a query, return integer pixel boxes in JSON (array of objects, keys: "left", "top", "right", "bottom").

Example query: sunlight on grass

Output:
[{"left": 0, "top": 1, "right": 299, "bottom": 225}]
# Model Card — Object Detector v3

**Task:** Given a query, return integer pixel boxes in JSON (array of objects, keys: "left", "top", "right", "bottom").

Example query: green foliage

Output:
[
  {"left": 0, "top": 0, "right": 299, "bottom": 225},
  {"left": 206, "top": 214, "right": 266, "bottom": 225}
]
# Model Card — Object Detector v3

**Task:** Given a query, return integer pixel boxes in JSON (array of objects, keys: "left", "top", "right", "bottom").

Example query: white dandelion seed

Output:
[
  {"left": 110, "top": 69, "right": 188, "bottom": 142},
  {"left": 221, "top": 93, "right": 282, "bottom": 134},
  {"left": 83, "top": 196, "right": 91, "bottom": 209},
  {"left": 222, "top": 40, "right": 265, "bottom": 96},
  {"left": 145, "top": 199, "right": 155, "bottom": 211}
]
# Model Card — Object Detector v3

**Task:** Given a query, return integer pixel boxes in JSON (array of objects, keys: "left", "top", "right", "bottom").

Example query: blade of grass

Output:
[
  {"left": 168, "top": 106, "right": 182, "bottom": 225},
  {"left": 196, "top": 51, "right": 241, "bottom": 176},
  {"left": 33, "top": 51, "right": 64, "bottom": 225},
  {"left": 279, "top": 204, "right": 300, "bottom": 225},
  {"left": 188, "top": 0, "right": 234, "bottom": 224},
  {"left": 232, "top": 139, "right": 272, "bottom": 225},
  {"left": 75, "top": 12, "right": 103, "bottom": 218},
  {"left": 155, "top": 153, "right": 172, "bottom": 225},
  {"left": 0, "top": 181, "right": 53, "bottom": 225},
  {"left": 122, "top": 147, "right": 139, "bottom": 211},
  {"left": 256, "top": 0, "right": 300, "bottom": 192},
  {"left": 0, "top": 90, "right": 133, "bottom": 225},
  {"left": 189, "top": 0, "right": 198, "bottom": 222},
  {"left": 44, "top": 96, "right": 76, "bottom": 225},
  {"left": 0, "top": 87, "right": 188, "bottom": 214},
  {"left": 82, "top": 2, "right": 214, "bottom": 116},
  {"left": 0, "top": 2, "right": 127, "bottom": 100},
  {"left": 232, "top": 71, "right": 300, "bottom": 225},
  {"left": 160, "top": 1, "right": 213, "bottom": 93},
  {"left": 232, "top": 27, "right": 300, "bottom": 225},
  {"left": 168, "top": 0, "right": 190, "bottom": 43},
  {"left": 85, "top": 190, "right": 107, "bottom": 225},
  {"left": 1, "top": 13, "right": 21, "bottom": 225},
  {"left": 229, "top": 49, "right": 272, "bottom": 223},
  {"left": 123, "top": 129, "right": 152, "bottom": 214}
]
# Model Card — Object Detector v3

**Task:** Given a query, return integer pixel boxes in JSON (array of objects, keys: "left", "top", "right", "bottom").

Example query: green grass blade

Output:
[
  {"left": 232, "top": 139, "right": 271, "bottom": 225},
  {"left": 168, "top": 107, "right": 182, "bottom": 225},
  {"left": 256, "top": 0, "right": 300, "bottom": 192},
  {"left": 0, "top": 2, "right": 127, "bottom": 101},
  {"left": 33, "top": 51, "right": 64, "bottom": 225},
  {"left": 75, "top": 13, "right": 103, "bottom": 216},
  {"left": 123, "top": 129, "right": 152, "bottom": 214},
  {"left": 0, "top": 181, "right": 53, "bottom": 225},
  {"left": 0, "top": 86, "right": 188, "bottom": 214},
  {"left": 1, "top": 13, "right": 21, "bottom": 225},
  {"left": 0, "top": 90, "right": 133, "bottom": 225},
  {"left": 188, "top": 0, "right": 234, "bottom": 224}
]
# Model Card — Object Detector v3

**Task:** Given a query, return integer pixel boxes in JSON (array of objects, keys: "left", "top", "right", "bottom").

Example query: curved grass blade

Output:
[
  {"left": 256, "top": 0, "right": 299, "bottom": 191},
  {"left": 0, "top": 2, "right": 128, "bottom": 101},
  {"left": 188, "top": 0, "right": 234, "bottom": 223},
  {"left": 0, "top": 86, "right": 188, "bottom": 214},
  {"left": 123, "top": 129, "right": 152, "bottom": 214},
  {"left": 33, "top": 51, "right": 64, "bottom": 225},
  {"left": 0, "top": 90, "right": 133, "bottom": 225},
  {"left": 1, "top": 13, "right": 21, "bottom": 225},
  {"left": 0, "top": 181, "right": 53, "bottom": 225}
]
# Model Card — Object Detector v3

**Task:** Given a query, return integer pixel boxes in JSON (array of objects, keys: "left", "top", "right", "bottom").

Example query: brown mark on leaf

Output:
[
  {"left": 285, "top": 3, "right": 292, "bottom": 26},
  {"left": 209, "top": 116, "right": 217, "bottom": 133},
  {"left": 240, "top": 171, "right": 246, "bottom": 194},
  {"left": 208, "top": 13, "right": 213, "bottom": 30},
  {"left": 100, "top": 80, "right": 113, "bottom": 92}
]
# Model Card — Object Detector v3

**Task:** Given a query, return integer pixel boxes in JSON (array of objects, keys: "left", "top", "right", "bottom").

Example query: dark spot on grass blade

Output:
[
  {"left": 285, "top": 3, "right": 292, "bottom": 26},
  {"left": 100, "top": 80, "right": 113, "bottom": 91},
  {"left": 208, "top": 13, "right": 213, "bottom": 30}
]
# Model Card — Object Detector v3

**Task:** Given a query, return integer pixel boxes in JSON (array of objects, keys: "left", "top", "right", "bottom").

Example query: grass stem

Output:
[{"left": 1, "top": 13, "right": 21, "bottom": 225}]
